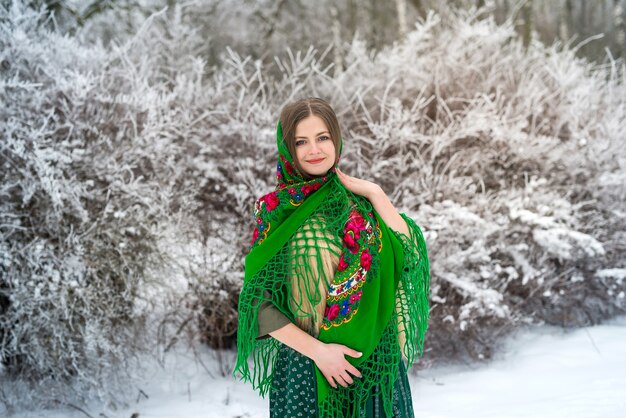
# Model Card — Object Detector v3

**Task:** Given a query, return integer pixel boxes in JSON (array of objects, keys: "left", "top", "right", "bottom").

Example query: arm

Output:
[
  {"left": 268, "top": 322, "right": 324, "bottom": 359},
  {"left": 367, "top": 187, "right": 410, "bottom": 236},
  {"left": 269, "top": 322, "right": 363, "bottom": 389},
  {"left": 256, "top": 295, "right": 292, "bottom": 340}
]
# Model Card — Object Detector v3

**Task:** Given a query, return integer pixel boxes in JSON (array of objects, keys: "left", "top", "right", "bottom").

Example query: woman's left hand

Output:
[{"left": 336, "top": 168, "right": 382, "bottom": 200}]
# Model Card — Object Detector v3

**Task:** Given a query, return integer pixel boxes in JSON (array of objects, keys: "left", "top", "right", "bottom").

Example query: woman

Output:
[{"left": 233, "top": 97, "right": 430, "bottom": 417}]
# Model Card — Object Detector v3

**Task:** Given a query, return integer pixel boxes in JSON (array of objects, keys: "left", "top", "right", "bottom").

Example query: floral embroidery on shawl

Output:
[{"left": 321, "top": 208, "right": 382, "bottom": 330}]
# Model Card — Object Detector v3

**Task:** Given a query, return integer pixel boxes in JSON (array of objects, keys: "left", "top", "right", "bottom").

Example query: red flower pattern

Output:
[
  {"left": 326, "top": 304, "right": 340, "bottom": 321},
  {"left": 263, "top": 192, "right": 280, "bottom": 211},
  {"left": 360, "top": 249, "right": 372, "bottom": 271},
  {"left": 343, "top": 210, "right": 367, "bottom": 254},
  {"left": 337, "top": 254, "right": 348, "bottom": 272},
  {"left": 301, "top": 182, "right": 322, "bottom": 196},
  {"left": 284, "top": 160, "right": 294, "bottom": 175},
  {"left": 349, "top": 290, "right": 363, "bottom": 304},
  {"left": 343, "top": 231, "right": 359, "bottom": 254}
]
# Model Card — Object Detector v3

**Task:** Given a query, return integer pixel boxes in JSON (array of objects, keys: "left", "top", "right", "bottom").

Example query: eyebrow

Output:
[{"left": 295, "top": 131, "right": 329, "bottom": 139}]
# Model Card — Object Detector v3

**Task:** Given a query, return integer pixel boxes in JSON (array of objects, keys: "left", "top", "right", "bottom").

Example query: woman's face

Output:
[{"left": 293, "top": 114, "right": 336, "bottom": 177}]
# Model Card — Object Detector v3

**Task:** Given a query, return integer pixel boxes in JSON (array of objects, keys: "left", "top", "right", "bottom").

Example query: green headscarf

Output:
[{"left": 233, "top": 120, "right": 430, "bottom": 417}]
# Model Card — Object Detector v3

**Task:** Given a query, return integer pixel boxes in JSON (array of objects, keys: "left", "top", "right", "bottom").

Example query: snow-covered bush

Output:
[
  {"left": 326, "top": 10, "right": 626, "bottom": 362},
  {"left": 0, "top": 2, "right": 199, "bottom": 412}
]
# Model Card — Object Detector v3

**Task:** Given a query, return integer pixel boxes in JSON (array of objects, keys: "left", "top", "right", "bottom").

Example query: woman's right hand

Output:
[{"left": 311, "top": 342, "right": 363, "bottom": 388}]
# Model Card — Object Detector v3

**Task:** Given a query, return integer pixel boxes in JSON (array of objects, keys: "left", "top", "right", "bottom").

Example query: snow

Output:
[
  {"left": 414, "top": 316, "right": 626, "bottom": 418},
  {"left": 9, "top": 315, "right": 626, "bottom": 418},
  {"left": 596, "top": 269, "right": 626, "bottom": 283}
]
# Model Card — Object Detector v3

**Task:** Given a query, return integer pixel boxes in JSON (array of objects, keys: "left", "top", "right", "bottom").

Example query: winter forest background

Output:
[{"left": 1, "top": 0, "right": 625, "bottom": 415}]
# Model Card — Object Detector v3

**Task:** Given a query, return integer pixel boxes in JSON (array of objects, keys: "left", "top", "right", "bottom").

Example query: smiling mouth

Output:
[{"left": 307, "top": 158, "right": 325, "bottom": 164}]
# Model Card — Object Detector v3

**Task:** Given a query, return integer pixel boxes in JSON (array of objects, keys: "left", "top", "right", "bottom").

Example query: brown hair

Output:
[{"left": 279, "top": 97, "right": 342, "bottom": 180}]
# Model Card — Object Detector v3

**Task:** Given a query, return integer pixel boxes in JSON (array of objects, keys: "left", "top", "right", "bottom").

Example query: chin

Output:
[
  {"left": 304, "top": 163, "right": 334, "bottom": 177},
  {"left": 305, "top": 169, "right": 327, "bottom": 177}
]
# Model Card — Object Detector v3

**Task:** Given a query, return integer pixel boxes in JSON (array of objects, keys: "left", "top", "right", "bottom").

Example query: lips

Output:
[{"left": 307, "top": 158, "right": 325, "bottom": 164}]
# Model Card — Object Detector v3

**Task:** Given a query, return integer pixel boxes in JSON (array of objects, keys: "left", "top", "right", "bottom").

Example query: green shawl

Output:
[{"left": 233, "top": 120, "right": 430, "bottom": 417}]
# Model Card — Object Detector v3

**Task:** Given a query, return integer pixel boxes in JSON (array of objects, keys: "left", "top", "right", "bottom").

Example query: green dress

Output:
[{"left": 257, "top": 301, "right": 416, "bottom": 417}]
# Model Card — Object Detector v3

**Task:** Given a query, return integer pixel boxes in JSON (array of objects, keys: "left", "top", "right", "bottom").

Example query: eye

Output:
[
  {"left": 295, "top": 139, "right": 306, "bottom": 146},
  {"left": 318, "top": 135, "right": 330, "bottom": 141}
]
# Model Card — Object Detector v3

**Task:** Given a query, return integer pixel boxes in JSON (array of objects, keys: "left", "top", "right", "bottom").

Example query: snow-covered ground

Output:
[{"left": 10, "top": 315, "right": 626, "bottom": 418}]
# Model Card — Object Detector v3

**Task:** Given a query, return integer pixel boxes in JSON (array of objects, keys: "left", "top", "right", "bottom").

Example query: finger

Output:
[
  {"left": 343, "top": 347, "right": 363, "bottom": 358},
  {"left": 340, "top": 371, "right": 354, "bottom": 385},
  {"left": 347, "top": 365, "right": 362, "bottom": 378},
  {"left": 335, "top": 374, "right": 349, "bottom": 388},
  {"left": 325, "top": 373, "right": 337, "bottom": 389}
]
